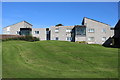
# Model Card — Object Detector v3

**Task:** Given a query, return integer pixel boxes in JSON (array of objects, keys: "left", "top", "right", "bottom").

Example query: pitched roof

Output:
[
  {"left": 4, "top": 21, "right": 33, "bottom": 28},
  {"left": 82, "top": 17, "right": 110, "bottom": 26}
]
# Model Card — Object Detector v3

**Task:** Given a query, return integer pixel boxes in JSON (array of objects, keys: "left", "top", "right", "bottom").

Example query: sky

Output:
[{"left": 2, "top": 2, "right": 119, "bottom": 33}]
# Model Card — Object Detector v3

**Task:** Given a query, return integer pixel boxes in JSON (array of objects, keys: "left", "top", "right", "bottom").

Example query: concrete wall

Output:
[
  {"left": 50, "top": 26, "right": 74, "bottom": 41},
  {"left": 32, "top": 28, "right": 46, "bottom": 40},
  {"left": 75, "top": 36, "right": 86, "bottom": 41},
  {"left": 83, "top": 17, "right": 111, "bottom": 44}
]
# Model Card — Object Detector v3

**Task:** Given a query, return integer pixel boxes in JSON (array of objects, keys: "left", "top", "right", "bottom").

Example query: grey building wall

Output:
[
  {"left": 3, "top": 21, "right": 32, "bottom": 35},
  {"left": 82, "top": 17, "right": 111, "bottom": 44},
  {"left": 50, "top": 26, "right": 74, "bottom": 41},
  {"left": 32, "top": 28, "right": 46, "bottom": 40}
]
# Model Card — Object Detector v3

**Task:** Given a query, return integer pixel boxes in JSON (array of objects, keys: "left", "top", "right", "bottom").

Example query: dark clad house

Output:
[
  {"left": 103, "top": 20, "right": 120, "bottom": 48},
  {"left": 113, "top": 20, "right": 120, "bottom": 48}
]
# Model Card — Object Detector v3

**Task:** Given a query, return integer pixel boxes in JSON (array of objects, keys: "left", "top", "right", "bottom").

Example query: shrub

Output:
[
  {"left": 76, "top": 41, "right": 87, "bottom": 44},
  {"left": 2, "top": 35, "right": 40, "bottom": 42}
]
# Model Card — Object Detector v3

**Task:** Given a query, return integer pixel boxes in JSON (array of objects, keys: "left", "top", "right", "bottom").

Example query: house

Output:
[
  {"left": 112, "top": 20, "right": 120, "bottom": 48},
  {"left": 3, "top": 17, "right": 114, "bottom": 44}
]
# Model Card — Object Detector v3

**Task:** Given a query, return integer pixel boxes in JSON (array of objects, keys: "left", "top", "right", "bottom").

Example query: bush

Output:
[
  {"left": 76, "top": 41, "right": 87, "bottom": 44},
  {"left": 2, "top": 35, "right": 40, "bottom": 42}
]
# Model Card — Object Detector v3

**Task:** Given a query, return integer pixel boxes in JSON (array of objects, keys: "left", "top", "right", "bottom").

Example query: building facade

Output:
[{"left": 3, "top": 17, "right": 114, "bottom": 44}]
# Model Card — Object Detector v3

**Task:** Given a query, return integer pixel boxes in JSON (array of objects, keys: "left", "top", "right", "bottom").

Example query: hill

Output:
[{"left": 2, "top": 40, "right": 118, "bottom": 78}]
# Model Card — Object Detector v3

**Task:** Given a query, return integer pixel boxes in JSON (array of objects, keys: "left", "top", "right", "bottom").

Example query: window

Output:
[
  {"left": 76, "top": 27, "right": 86, "bottom": 35},
  {"left": 102, "top": 37, "right": 106, "bottom": 41},
  {"left": 55, "top": 28, "right": 59, "bottom": 30},
  {"left": 67, "top": 37, "right": 72, "bottom": 41},
  {"left": 88, "top": 29, "right": 95, "bottom": 33},
  {"left": 66, "top": 28, "right": 71, "bottom": 33},
  {"left": 55, "top": 37, "right": 59, "bottom": 40},
  {"left": 7, "top": 27, "right": 10, "bottom": 31},
  {"left": 16, "top": 31, "right": 20, "bottom": 34},
  {"left": 55, "top": 28, "right": 59, "bottom": 33},
  {"left": 88, "top": 37, "right": 94, "bottom": 41},
  {"left": 34, "top": 31, "right": 39, "bottom": 34},
  {"left": 102, "top": 29, "right": 106, "bottom": 33}
]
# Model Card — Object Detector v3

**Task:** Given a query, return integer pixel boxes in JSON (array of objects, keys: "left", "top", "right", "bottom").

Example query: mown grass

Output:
[{"left": 2, "top": 40, "right": 118, "bottom": 78}]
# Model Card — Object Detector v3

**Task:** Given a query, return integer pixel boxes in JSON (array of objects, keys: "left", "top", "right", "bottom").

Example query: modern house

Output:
[{"left": 3, "top": 17, "right": 115, "bottom": 44}]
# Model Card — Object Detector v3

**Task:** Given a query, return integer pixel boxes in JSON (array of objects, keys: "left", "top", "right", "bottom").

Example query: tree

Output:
[{"left": 55, "top": 24, "right": 64, "bottom": 26}]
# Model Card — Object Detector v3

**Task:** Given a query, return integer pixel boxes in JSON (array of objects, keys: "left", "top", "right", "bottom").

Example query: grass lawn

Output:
[{"left": 2, "top": 40, "right": 118, "bottom": 78}]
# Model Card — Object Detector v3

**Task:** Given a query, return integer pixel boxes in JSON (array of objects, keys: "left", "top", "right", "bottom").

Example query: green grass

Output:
[{"left": 2, "top": 40, "right": 118, "bottom": 78}]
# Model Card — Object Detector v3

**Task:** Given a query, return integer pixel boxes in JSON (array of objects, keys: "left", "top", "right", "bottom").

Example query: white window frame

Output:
[
  {"left": 88, "top": 29, "right": 95, "bottom": 33},
  {"left": 66, "top": 28, "right": 71, "bottom": 33},
  {"left": 55, "top": 28, "right": 59, "bottom": 33},
  {"left": 34, "top": 31, "right": 39, "bottom": 34},
  {"left": 66, "top": 37, "right": 72, "bottom": 41}
]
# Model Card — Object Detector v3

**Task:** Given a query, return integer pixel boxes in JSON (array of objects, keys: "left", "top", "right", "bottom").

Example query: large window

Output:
[
  {"left": 88, "top": 37, "right": 94, "bottom": 42},
  {"left": 88, "top": 29, "right": 95, "bottom": 33},
  {"left": 76, "top": 27, "right": 86, "bottom": 35},
  {"left": 20, "top": 28, "right": 32, "bottom": 36},
  {"left": 34, "top": 31, "right": 39, "bottom": 34},
  {"left": 55, "top": 37, "right": 59, "bottom": 40}
]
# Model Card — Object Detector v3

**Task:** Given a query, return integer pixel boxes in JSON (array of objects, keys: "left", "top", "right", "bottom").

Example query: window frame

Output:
[
  {"left": 66, "top": 37, "right": 72, "bottom": 41},
  {"left": 88, "top": 28, "right": 95, "bottom": 33},
  {"left": 34, "top": 31, "right": 39, "bottom": 34}
]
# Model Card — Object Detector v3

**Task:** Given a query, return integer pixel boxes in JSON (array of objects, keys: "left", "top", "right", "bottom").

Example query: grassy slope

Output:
[{"left": 2, "top": 40, "right": 118, "bottom": 78}]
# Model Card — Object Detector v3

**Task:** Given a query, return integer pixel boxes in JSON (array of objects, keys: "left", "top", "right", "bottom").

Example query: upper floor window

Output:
[
  {"left": 55, "top": 28, "right": 59, "bottom": 30},
  {"left": 76, "top": 27, "right": 86, "bottom": 35},
  {"left": 34, "top": 31, "right": 39, "bottom": 34},
  {"left": 102, "top": 29, "right": 106, "bottom": 33},
  {"left": 55, "top": 28, "right": 59, "bottom": 33},
  {"left": 7, "top": 27, "right": 10, "bottom": 31},
  {"left": 66, "top": 28, "right": 71, "bottom": 33},
  {"left": 88, "top": 29, "right": 95, "bottom": 33}
]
